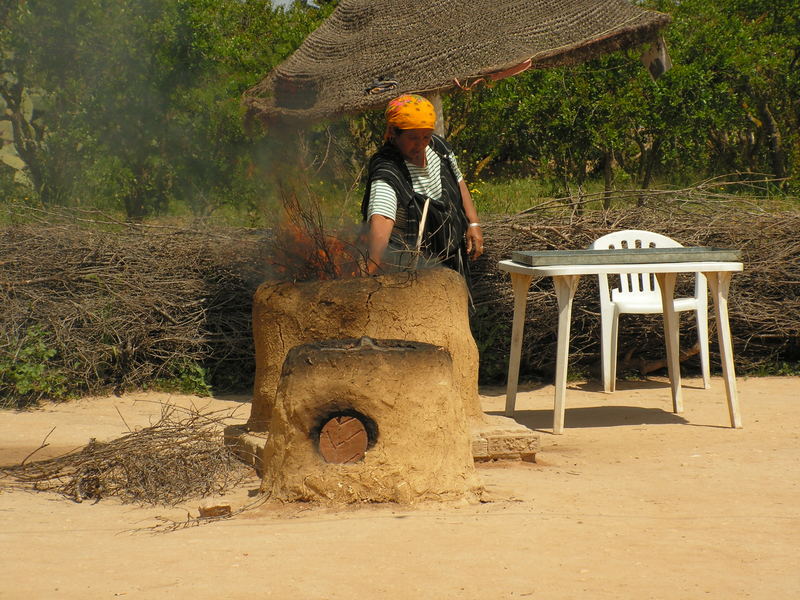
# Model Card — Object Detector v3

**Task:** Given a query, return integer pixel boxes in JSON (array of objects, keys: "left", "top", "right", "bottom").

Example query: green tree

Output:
[
  {"left": 447, "top": 0, "right": 799, "bottom": 195},
  {"left": 157, "top": 0, "right": 334, "bottom": 217},
  {"left": 1, "top": 1, "right": 182, "bottom": 214},
  {"left": 1, "top": 2, "right": 80, "bottom": 204},
  {"left": 1, "top": 0, "right": 333, "bottom": 218},
  {"left": 647, "top": 0, "right": 799, "bottom": 184}
]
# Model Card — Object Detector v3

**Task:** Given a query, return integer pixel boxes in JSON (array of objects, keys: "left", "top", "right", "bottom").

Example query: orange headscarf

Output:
[{"left": 384, "top": 94, "right": 436, "bottom": 139}]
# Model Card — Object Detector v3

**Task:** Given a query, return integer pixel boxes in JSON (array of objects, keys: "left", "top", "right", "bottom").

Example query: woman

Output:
[{"left": 361, "top": 94, "right": 484, "bottom": 279}]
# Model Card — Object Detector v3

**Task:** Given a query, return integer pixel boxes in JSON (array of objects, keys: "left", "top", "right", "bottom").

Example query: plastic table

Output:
[{"left": 498, "top": 259, "right": 744, "bottom": 434}]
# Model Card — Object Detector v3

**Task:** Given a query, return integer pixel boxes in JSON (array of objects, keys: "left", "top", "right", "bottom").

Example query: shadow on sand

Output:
[
  {"left": 489, "top": 405, "right": 689, "bottom": 433},
  {"left": 482, "top": 376, "right": 711, "bottom": 398}
]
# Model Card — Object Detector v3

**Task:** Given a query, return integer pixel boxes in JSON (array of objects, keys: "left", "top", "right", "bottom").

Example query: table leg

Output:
[
  {"left": 552, "top": 275, "right": 581, "bottom": 435},
  {"left": 504, "top": 273, "right": 533, "bottom": 416},
  {"left": 655, "top": 272, "right": 683, "bottom": 414},
  {"left": 705, "top": 271, "right": 743, "bottom": 428}
]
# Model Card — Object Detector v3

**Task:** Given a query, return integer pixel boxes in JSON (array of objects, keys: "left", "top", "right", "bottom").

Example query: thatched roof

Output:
[{"left": 243, "top": 0, "right": 671, "bottom": 124}]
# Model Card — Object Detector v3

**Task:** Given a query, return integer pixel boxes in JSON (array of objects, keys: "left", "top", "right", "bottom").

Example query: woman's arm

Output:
[
  {"left": 366, "top": 214, "right": 395, "bottom": 274},
  {"left": 458, "top": 179, "right": 484, "bottom": 259}
]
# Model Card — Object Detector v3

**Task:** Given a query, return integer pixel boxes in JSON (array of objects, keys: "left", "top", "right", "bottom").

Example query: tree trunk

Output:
[
  {"left": 123, "top": 191, "right": 147, "bottom": 222},
  {"left": 572, "top": 158, "right": 587, "bottom": 216},
  {"left": 758, "top": 100, "right": 786, "bottom": 182},
  {"left": 424, "top": 93, "right": 446, "bottom": 137},
  {"left": 122, "top": 164, "right": 153, "bottom": 222},
  {"left": 1, "top": 82, "right": 48, "bottom": 199},
  {"left": 602, "top": 149, "right": 614, "bottom": 210},
  {"left": 472, "top": 151, "right": 495, "bottom": 179},
  {"left": 638, "top": 136, "right": 662, "bottom": 206}
]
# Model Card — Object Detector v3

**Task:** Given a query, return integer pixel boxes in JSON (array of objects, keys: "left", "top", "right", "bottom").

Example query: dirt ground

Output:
[{"left": 1, "top": 376, "right": 799, "bottom": 599}]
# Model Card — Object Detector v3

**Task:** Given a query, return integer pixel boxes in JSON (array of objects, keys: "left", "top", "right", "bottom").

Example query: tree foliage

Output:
[
  {"left": 1, "top": 0, "right": 798, "bottom": 219},
  {"left": 448, "top": 0, "right": 799, "bottom": 194},
  {"left": 1, "top": 0, "right": 331, "bottom": 219}
]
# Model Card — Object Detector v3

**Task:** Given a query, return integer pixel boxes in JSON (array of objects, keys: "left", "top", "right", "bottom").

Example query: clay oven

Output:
[
  {"left": 261, "top": 337, "right": 480, "bottom": 503},
  {"left": 248, "top": 267, "right": 484, "bottom": 431},
  {"left": 233, "top": 266, "right": 540, "bottom": 474}
]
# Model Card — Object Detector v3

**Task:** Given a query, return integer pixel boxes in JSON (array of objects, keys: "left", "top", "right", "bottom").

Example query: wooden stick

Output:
[{"left": 411, "top": 196, "right": 431, "bottom": 270}]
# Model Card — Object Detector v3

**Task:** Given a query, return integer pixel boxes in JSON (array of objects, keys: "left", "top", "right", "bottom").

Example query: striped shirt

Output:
[{"left": 367, "top": 145, "right": 464, "bottom": 224}]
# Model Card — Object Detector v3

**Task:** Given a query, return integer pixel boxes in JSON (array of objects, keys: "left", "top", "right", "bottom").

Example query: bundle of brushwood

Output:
[
  {"left": 1, "top": 196, "right": 798, "bottom": 403},
  {"left": 0, "top": 214, "right": 270, "bottom": 404},
  {"left": 0, "top": 404, "right": 251, "bottom": 505},
  {"left": 471, "top": 201, "right": 800, "bottom": 381}
]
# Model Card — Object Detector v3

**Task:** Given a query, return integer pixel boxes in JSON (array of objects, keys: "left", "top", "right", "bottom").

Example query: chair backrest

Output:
[{"left": 589, "top": 229, "right": 683, "bottom": 302}]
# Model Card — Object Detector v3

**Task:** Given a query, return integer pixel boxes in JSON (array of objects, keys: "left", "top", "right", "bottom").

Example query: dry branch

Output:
[
  {"left": 1, "top": 193, "right": 798, "bottom": 400},
  {"left": 0, "top": 404, "right": 252, "bottom": 505},
  {"left": 471, "top": 199, "right": 800, "bottom": 380},
  {"left": 0, "top": 218, "right": 271, "bottom": 401}
]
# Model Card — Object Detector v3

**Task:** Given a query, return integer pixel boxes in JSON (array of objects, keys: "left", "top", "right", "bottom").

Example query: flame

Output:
[{"left": 269, "top": 221, "right": 363, "bottom": 281}]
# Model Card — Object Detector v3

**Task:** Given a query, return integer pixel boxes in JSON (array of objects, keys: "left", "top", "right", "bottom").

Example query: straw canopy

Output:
[{"left": 244, "top": 0, "right": 671, "bottom": 124}]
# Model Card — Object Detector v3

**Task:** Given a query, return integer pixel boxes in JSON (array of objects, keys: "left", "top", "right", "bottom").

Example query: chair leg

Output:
[
  {"left": 609, "top": 308, "right": 620, "bottom": 393},
  {"left": 696, "top": 306, "right": 711, "bottom": 389},
  {"left": 600, "top": 308, "right": 616, "bottom": 393}
]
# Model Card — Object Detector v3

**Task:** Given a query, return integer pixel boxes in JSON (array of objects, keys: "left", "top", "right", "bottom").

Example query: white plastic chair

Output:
[{"left": 590, "top": 230, "right": 710, "bottom": 392}]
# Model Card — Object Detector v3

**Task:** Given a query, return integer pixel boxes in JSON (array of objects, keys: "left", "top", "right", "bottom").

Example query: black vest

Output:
[{"left": 361, "top": 135, "right": 470, "bottom": 279}]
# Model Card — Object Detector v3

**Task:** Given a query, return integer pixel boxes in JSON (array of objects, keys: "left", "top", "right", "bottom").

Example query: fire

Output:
[{"left": 269, "top": 220, "right": 364, "bottom": 281}]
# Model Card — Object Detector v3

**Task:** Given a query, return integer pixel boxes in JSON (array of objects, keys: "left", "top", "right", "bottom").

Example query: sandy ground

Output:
[{"left": 1, "top": 376, "right": 799, "bottom": 599}]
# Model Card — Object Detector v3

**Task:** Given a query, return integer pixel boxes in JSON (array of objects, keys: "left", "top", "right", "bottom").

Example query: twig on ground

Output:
[{"left": 0, "top": 404, "right": 252, "bottom": 506}]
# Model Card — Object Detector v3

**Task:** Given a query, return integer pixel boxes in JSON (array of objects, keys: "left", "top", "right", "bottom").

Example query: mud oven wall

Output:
[
  {"left": 261, "top": 337, "right": 481, "bottom": 503},
  {"left": 248, "top": 268, "right": 484, "bottom": 431}
]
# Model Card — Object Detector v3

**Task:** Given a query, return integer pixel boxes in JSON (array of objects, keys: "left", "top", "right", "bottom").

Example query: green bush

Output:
[
  {"left": 0, "top": 326, "right": 71, "bottom": 407},
  {"left": 150, "top": 359, "right": 213, "bottom": 396}
]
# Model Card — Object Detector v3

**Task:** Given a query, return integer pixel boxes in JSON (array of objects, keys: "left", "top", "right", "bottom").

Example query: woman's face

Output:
[{"left": 393, "top": 128, "right": 434, "bottom": 164}]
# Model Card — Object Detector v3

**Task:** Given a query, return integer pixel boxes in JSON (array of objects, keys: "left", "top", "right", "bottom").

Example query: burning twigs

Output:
[
  {"left": 0, "top": 404, "right": 253, "bottom": 505},
  {"left": 269, "top": 185, "right": 367, "bottom": 281}
]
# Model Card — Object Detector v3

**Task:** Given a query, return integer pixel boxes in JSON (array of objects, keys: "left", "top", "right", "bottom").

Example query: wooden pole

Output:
[{"left": 425, "top": 93, "right": 446, "bottom": 136}]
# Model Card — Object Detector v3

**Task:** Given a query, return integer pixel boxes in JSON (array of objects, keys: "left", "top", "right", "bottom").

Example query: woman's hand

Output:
[
  {"left": 465, "top": 224, "right": 484, "bottom": 260},
  {"left": 458, "top": 180, "right": 484, "bottom": 260}
]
